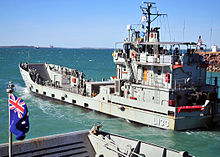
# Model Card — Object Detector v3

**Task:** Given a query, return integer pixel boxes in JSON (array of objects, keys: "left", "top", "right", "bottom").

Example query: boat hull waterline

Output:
[{"left": 19, "top": 64, "right": 218, "bottom": 131}]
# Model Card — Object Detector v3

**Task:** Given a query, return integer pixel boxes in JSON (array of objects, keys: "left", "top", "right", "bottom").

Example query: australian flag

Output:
[{"left": 9, "top": 93, "right": 29, "bottom": 140}]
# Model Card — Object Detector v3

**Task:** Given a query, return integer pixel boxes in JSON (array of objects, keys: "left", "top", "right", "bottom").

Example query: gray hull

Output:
[{"left": 19, "top": 64, "right": 219, "bottom": 131}]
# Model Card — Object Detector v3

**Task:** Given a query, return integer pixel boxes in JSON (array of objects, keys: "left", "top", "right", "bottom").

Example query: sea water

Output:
[{"left": 0, "top": 48, "right": 220, "bottom": 157}]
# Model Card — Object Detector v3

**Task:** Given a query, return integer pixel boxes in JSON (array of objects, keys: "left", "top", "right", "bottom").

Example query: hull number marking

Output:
[{"left": 153, "top": 117, "right": 169, "bottom": 127}]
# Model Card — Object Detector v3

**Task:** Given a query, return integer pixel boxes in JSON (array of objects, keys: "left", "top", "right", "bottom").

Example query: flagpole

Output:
[
  {"left": 9, "top": 101, "right": 12, "bottom": 157},
  {"left": 7, "top": 81, "right": 15, "bottom": 157}
]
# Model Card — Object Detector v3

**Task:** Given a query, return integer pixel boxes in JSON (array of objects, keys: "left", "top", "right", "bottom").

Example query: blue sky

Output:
[{"left": 0, "top": 0, "right": 219, "bottom": 48}]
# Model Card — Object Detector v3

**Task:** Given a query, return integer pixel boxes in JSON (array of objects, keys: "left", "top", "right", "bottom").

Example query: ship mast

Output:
[{"left": 141, "top": 2, "right": 167, "bottom": 42}]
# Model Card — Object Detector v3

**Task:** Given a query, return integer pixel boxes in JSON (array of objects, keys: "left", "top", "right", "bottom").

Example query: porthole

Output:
[
  {"left": 72, "top": 99, "right": 76, "bottom": 104},
  {"left": 120, "top": 107, "right": 125, "bottom": 111},
  {"left": 84, "top": 103, "right": 89, "bottom": 107}
]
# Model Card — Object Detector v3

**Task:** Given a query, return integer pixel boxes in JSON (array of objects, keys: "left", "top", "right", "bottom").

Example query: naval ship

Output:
[{"left": 19, "top": 2, "right": 220, "bottom": 131}]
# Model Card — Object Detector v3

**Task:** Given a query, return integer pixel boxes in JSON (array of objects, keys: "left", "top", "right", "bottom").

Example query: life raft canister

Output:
[
  {"left": 131, "top": 51, "right": 136, "bottom": 58},
  {"left": 165, "top": 73, "right": 170, "bottom": 83}
]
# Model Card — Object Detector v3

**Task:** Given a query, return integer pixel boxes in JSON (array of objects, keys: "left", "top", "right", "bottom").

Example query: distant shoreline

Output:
[
  {"left": 0, "top": 46, "right": 114, "bottom": 50},
  {"left": 0, "top": 46, "right": 35, "bottom": 48}
]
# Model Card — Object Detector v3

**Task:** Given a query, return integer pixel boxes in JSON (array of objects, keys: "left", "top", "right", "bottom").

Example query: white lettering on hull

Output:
[{"left": 153, "top": 117, "right": 169, "bottom": 128}]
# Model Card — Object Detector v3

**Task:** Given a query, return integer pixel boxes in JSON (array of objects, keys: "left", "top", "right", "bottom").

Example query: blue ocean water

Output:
[{"left": 0, "top": 48, "right": 220, "bottom": 157}]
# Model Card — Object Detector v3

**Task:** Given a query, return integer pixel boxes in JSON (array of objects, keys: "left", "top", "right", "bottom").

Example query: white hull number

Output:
[{"left": 153, "top": 117, "right": 169, "bottom": 127}]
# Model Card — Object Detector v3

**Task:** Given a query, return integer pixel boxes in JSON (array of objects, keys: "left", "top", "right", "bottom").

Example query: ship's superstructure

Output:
[{"left": 19, "top": 2, "right": 220, "bottom": 130}]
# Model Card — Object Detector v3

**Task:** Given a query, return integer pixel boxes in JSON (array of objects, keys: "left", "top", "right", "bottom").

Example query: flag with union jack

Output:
[{"left": 9, "top": 93, "right": 29, "bottom": 140}]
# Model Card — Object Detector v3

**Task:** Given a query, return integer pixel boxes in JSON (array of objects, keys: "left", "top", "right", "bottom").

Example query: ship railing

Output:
[
  {"left": 135, "top": 54, "right": 177, "bottom": 65},
  {"left": 172, "top": 78, "right": 203, "bottom": 90},
  {"left": 114, "top": 49, "right": 127, "bottom": 58},
  {"left": 139, "top": 54, "right": 184, "bottom": 64},
  {"left": 142, "top": 77, "right": 202, "bottom": 90},
  {"left": 114, "top": 41, "right": 124, "bottom": 49},
  {"left": 141, "top": 75, "right": 189, "bottom": 89},
  {"left": 172, "top": 78, "right": 187, "bottom": 90},
  {"left": 114, "top": 46, "right": 184, "bottom": 65},
  {"left": 41, "top": 79, "right": 80, "bottom": 94}
]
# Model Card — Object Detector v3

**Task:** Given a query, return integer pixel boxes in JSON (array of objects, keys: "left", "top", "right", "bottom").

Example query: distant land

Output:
[
  {"left": 79, "top": 47, "right": 114, "bottom": 50},
  {"left": 0, "top": 45, "right": 35, "bottom": 48},
  {"left": 0, "top": 45, "right": 114, "bottom": 49}
]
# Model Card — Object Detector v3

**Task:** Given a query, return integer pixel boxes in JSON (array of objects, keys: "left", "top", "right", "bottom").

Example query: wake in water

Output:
[
  {"left": 126, "top": 119, "right": 131, "bottom": 123},
  {"left": 14, "top": 84, "right": 29, "bottom": 95},
  {"left": 183, "top": 129, "right": 220, "bottom": 142},
  {"left": 14, "top": 84, "right": 65, "bottom": 119},
  {"left": 14, "top": 83, "right": 105, "bottom": 125}
]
